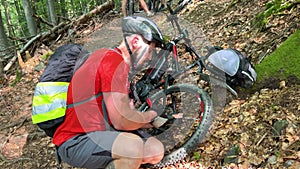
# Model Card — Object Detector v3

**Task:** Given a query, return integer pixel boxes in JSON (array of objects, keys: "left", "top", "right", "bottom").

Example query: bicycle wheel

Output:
[
  {"left": 147, "top": 0, "right": 163, "bottom": 13},
  {"left": 147, "top": 0, "right": 153, "bottom": 10},
  {"left": 139, "top": 83, "right": 213, "bottom": 168}
]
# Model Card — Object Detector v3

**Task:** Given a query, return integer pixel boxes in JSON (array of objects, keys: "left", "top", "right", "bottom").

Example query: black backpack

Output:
[
  {"left": 32, "top": 43, "right": 89, "bottom": 137},
  {"left": 207, "top": 46, "right": 257, "bottom": 88}
]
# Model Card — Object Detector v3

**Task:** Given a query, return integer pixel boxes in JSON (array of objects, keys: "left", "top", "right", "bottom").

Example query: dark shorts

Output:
[{"left": 57, "top": 131, "right": 120, "bottom": 169}]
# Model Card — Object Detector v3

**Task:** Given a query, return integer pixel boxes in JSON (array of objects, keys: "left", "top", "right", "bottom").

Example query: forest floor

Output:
[{"left": 0, "top": 0, "right": 299, "bottom": 168}]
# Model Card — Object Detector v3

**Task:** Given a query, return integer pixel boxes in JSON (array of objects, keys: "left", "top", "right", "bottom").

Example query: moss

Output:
[{"left": 255, "top": 30, "right": 300, "bottom": 82}]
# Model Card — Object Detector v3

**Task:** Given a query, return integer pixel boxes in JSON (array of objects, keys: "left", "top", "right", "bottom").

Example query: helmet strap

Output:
[
  {"left": 124, "top": 36, "right": 136, "bottom": 81},
  {"left": 124, "top": 35, "right": 136, "bottom": 69},
  {"left": 124, "top": 35, "right": 133, "bottom": 55}
]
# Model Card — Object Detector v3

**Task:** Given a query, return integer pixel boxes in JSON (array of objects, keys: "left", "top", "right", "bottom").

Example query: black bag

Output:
[
  {"left": 32, "top": 43, "right": 89, "bottom": 137},
  {"left": 39, "top": 44, "right": 89, "bottom": 82},
  {"left": 207, "top": 46, "right": 257, "bottom": 88}
]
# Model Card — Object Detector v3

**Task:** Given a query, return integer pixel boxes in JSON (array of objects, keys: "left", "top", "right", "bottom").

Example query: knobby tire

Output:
[{"left": 139, "top": 83, "right": 213, "bottom": 168}]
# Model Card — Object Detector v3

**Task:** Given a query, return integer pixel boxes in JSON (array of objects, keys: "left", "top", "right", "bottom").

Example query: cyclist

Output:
[
  {"left": 52, "top": 16, "right": 165, "bottom": 169},
  {"left": 122, "top": 0, "right": 154, "bottom": 16}
]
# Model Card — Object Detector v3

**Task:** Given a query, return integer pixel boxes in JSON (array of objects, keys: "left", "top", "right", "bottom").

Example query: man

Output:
[
  {"left": 52, "top": 16, "right": 165, "bottom": 169},
  {"left": 122, "top": 0, "right": 154, "bottom": 16}
]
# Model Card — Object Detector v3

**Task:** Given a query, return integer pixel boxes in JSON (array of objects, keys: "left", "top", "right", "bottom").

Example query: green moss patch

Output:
[{"left": 255, "top": 30, "right": 300, "bottom": 83}]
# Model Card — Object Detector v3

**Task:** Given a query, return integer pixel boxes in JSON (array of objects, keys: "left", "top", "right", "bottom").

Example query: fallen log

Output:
[
  {"left": 3, "top": 0, "right": 114, "bottom": 72},
  {"left": 3, "top": 21, "right": 67, "bottom": 72}
]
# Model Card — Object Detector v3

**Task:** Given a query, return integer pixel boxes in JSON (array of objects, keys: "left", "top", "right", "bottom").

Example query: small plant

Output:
[
  {"left": 11, "top": 69, "right": 23, "bottom": 87},
  {"left": 192, "top": 152, "right": 201, "bottom": 160},
  {"left": 252, "top": 0, "right": 300, "bottom": 31}
]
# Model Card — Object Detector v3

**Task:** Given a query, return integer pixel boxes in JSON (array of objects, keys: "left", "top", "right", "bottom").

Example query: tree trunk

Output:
[
  {"left": 82, "top": 0, "right": 87, "bottom": 13},
  {"left": 77, "top": 0, "right": 83, "bottom": 15},
  {"left": 0, "top": 11, "right": 10, "bottom": 76},
  {"left": 47, "top": 0, "right": 57, "bottom": 25},
  {"left": 60, "top": 0, "right": 68, "bottom": 19},
  {"left": 0, "top": 58, "right": 3, "bottom": 77},
  {"left": 70, "top": 0, "right": 75, "bottom": 17},
  {"left": 22, "top": 0, "right": 38, "bottom": 36},
  {"left": 1, "top": 0, "right": 15, "bottom": 37},
  {"left": 0, "top": 11, "right": 9, "bottom": 52},
  {"left": 14, "top": 0, "right": 26, "bottom": 37}
]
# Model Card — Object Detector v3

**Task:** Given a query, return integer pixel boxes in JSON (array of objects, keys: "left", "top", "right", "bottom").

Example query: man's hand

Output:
[
  {"left": 145, "top": 109, "right": 158, "bottom": 123},
  {"left": 104, "top": 92, "right": 162, "bottom": 130}
]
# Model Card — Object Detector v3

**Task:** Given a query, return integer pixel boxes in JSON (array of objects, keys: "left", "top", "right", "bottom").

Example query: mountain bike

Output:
[
  {"left": 126, "top": 0, "right": 149, "bottom": 16},
  {"left": 129, "top": 0, "right": 238, "bottom": 167},
  {"left": 147, "top": 0, "right": 164, "bottom": 13},
  {"left": 126, "top": 0, "right": 165, "bottom": 15},
  {"left": 147, "top": 0, "right": 188, "bottom": 13},
  {"left": 126, "top": 0, "right": 136, "bottom": 16}
]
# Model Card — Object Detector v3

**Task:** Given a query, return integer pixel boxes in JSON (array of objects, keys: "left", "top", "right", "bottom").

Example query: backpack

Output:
[
  {"left": 32, "top": 43, "right": 89, "bottom": 137},
  {"left": 207, "top": 46, "right": 257, "bottom": 88}
]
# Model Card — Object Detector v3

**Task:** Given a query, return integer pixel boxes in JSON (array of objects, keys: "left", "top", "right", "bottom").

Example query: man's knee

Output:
[
  {"left": 112, "top": 132, "right": 144, "bottom": 159},
  {"left": 144, "top": 137, "right": 164, "bottom": 164}
]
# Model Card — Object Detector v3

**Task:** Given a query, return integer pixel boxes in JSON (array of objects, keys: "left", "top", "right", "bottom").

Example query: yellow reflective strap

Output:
[
  {"left": 32, "top": 92, "right": 67, "bottom": 107},
  {"left": 37, "top": 82, "right": 69, "bottom": 87},
  {"left": 32, "top": 107, "right": 66, "bottom": 124}
]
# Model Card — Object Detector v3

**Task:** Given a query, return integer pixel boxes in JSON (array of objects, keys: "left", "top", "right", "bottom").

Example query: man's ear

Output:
[{"left": 131, "top": 36, "right": 140, "bottom": 50}]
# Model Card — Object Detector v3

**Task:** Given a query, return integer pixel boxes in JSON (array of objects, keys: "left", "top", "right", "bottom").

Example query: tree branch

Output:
[
  {"left": 0, "top": 117, "right": 28, "bottom": 131},
  {"left": 33, "top": 14, "right": 54, "bottom": 27}
]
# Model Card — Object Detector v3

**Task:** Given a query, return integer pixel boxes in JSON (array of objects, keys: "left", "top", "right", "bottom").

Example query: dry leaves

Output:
[
  {"left": 1, "top": 127, "right": 28, "bottom": 159},
  {"left": 1, "top": 0, "right": 300, "bottom": 168}
]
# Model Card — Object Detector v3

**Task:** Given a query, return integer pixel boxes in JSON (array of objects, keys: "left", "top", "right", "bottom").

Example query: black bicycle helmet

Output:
[{"left": 122, "top": 16, "right": 165, "bottom": 49}]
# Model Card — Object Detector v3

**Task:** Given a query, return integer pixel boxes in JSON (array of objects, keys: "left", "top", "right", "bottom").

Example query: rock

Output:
[
  {"left": 224, "top": 145, "right": 241, "bottom": 164},
  {"left": 268, "top": 155, "right": 277, "bottom": 165},
  {"left": 279, "top": 81, "right": 286, "bottom": 88},
  {"left": 285, "top": 160, "right": 294, "bottom": 167},
  {"left": 272, "top": 120, "right": 289, "bottom": 138}
]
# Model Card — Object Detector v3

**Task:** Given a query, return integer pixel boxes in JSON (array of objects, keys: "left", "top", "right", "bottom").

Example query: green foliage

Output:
[
  {"left": 40, "top": 51, "right": 53, "bottom": 60},
  {"left": 252, "top": 0, "right": 300, "bottom": 31},
  {"left": 192, "top": 152, "right": 201, "bottom": 160},
  {"left": 10, "top": 69, "right": 23, "bottom": 86},
  {"left": 255, "top": 30, "right": 300, "bottom": 82},
  {"left": 0, "top": 0, "right": 116, "bottom": 42},
  {"left": 114, "top": 0, "right": 122, "bottom": 11}
]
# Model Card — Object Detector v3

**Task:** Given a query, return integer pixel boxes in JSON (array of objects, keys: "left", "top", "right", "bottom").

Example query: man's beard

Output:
[{"left": 131, "top": 45, "right": 150, "bottom": 71}]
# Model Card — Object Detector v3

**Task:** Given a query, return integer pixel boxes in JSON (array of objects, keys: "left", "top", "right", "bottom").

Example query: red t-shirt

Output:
[{"left": 53, "top": 48, "right": 130, "bottom": 146}]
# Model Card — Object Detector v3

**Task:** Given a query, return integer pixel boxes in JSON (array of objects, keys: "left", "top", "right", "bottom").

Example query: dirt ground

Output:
[{"left": 0, "top": 0, "right": 299, "bottom": 168}]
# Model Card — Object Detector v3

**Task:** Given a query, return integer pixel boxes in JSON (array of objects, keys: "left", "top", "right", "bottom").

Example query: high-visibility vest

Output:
[{"left": 32, "top": 82, "right": 69, "bottom": 124}]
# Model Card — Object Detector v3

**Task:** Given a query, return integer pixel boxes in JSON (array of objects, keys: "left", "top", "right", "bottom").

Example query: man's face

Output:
[{"left": 132, "top": 40, "right": 156, "bottom": 70}]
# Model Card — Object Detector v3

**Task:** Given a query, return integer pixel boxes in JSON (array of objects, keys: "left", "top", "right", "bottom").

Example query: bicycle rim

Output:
[{"left": 140, "top": 83, "right": 214, "bottom": 168}]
